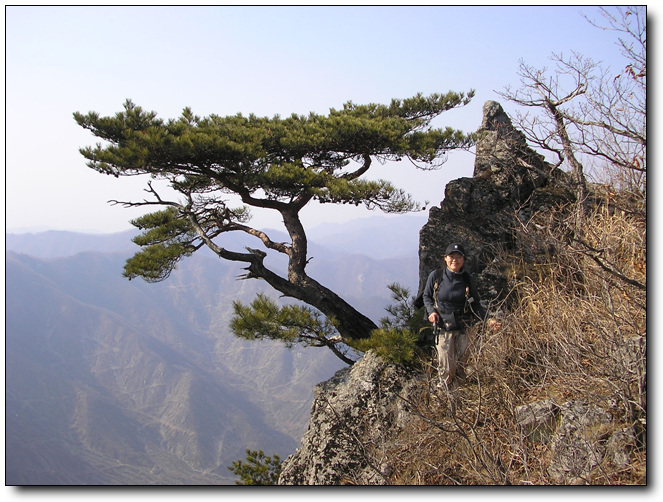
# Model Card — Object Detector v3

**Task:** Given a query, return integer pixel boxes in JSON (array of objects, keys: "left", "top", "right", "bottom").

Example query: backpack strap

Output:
[
  {"left": 433, "top": 268, "right": 469, "bottom": 313},
  {"left": 462, "top": 271, "right": 478, "bottom": 314}
]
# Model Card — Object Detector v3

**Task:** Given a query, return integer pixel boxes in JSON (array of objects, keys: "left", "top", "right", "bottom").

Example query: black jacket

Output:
[{"left": 422, "top": 267, "right": 487, "bottom": 323}]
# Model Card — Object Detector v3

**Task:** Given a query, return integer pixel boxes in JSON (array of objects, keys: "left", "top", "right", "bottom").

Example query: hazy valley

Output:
[{"left": 5, "top": 215, "right": 425, "bottom": 485}]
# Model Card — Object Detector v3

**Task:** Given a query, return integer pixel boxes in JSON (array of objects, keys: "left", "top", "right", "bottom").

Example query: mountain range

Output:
[{"left": 5, "top": 214, "right": 425, "bottom": 484}]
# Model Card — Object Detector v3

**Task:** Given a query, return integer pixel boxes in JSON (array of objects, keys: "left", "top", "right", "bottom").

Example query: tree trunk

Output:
[
  {"left": 548, "top": 100, "right": 588, "bottom": 203},
  {"left": 189, "top": 202, "right": 378, "bottom": 342},
  {"left": 243, "top": 251, "right": 378, "bottom": 341},
  {"left": 279, "top": 205, "right": 378, "bottom": 340}
]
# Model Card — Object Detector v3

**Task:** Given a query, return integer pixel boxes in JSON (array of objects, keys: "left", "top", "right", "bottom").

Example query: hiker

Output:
[{"left": 422, "top": 243, "right": 500, "bottom": 389}]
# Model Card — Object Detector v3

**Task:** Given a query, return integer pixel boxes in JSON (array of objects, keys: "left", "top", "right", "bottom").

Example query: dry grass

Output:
[{"left": 382, "top": 189, "right": 646, "bottom": 485}]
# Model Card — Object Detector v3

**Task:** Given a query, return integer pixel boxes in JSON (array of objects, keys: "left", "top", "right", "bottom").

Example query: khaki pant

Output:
[{"left": 435, "top": 329, "right": 470, "bottom": 386}]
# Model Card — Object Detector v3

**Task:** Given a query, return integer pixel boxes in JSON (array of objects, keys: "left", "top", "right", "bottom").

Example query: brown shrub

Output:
[{"left": 386, "top": 190, "right": 646, "bottom": 485}]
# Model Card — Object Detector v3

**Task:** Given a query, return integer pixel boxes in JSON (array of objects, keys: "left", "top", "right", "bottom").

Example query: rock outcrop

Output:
[
  {"left": 418, "top": 100, "right": 571, "bottom": 305},
  {"left": 514, "top": 385, "right": 644, "bottom": 484},
  {"left": 278, "top": 351, "right": 424, "bottom": 485}
]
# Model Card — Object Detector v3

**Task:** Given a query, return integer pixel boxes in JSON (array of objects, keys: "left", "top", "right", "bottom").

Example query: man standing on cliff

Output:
[{"left": 422, "top": 243, "right": 499, "bottom": 389}]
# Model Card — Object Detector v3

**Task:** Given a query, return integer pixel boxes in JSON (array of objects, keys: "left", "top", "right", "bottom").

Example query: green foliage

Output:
[
  {"left": 352, "top": 327, "right": 419, "bottom": 365},
  {"left": 123, "top": 242, "right": 192, "bottom": 283},
  {"left": 123, "top": 207, "right": 197, "bottom": 282},
  {"left": 130, "top": 207, "right": 196, "bottom": 247},
  {"left": 74, "top": 92, "right": 476, "bottom": 213},
  {"left": 351, "top": 283, "right": 430, "bottom": 366},
  {"left": 230, "top": 294, "right": 337, "bottom": 347},
  {"left": 314, "top": 177, "right": 418, "bottom": 213},
  {"left": 228, "top": 449, "right": 282, "bottom": 485},
  {"left": 380, "top": 283, "right": 429, "bottom": 334}
]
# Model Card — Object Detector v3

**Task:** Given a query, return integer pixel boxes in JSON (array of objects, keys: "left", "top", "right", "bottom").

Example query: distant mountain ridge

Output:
[
  {"left": 306, "top": 214, "right": 427, "bottom": 260},
  {"left": 5, "top": 215, "right": 422, "bottom": 484},
  {"left": 6, "top": 213, "right": 427, "bottom": 260},
  {"left": 5, "top": 229, "right": 140, "bottom": 259}
]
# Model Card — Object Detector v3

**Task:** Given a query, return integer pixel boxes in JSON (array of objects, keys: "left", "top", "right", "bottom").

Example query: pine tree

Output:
[
  {"left": 228, "top": 449, "right": 282, "bottom": 485},
  {"left": 74, "top": 91, "right": 475, "bottom": 354}
]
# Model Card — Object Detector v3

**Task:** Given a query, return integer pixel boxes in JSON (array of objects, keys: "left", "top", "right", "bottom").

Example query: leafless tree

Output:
[{"left": 498, "top": 7, "right": 646, "bottom": 204}]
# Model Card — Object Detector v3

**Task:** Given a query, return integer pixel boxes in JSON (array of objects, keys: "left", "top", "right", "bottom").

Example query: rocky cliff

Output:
[
  {"left": 418, "top": 100, "right": 571, "bottom": 306},
  {"left": 278, "top": 101, "right": 646, "bottom": 485},
  {"left": 278, "top": 351, "right": 418, "bottom": 485},
  {"left": 279, "top": 343, "right": 644, "bottom": 485}
]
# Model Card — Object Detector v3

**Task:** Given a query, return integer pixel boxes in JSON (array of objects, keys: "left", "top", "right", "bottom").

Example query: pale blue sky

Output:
[{"left": 5, "top": 5, "right": 639, "bottom": 234}]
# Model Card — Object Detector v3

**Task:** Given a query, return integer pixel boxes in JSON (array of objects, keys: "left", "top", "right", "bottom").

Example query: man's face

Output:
[{"left": 445, "top": 252, "right": 464, "bottom": 273}]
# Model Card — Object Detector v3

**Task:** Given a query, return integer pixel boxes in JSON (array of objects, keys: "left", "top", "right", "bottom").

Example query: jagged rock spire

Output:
[{"left": 417, "top": 101, "right": 569, "bottom": 305}]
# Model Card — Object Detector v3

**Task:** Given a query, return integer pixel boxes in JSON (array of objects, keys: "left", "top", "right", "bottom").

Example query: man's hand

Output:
[
  {"left": 428, "top": 312, "right": 439, "bottom": 324},
  {"left": 487, "top": 318, "right": 502, "bottom": 332}
]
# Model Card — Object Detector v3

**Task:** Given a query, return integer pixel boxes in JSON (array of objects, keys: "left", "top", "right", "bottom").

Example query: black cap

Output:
[{"left": 444, "top": 243, "right": 466, "bottom": 256}]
